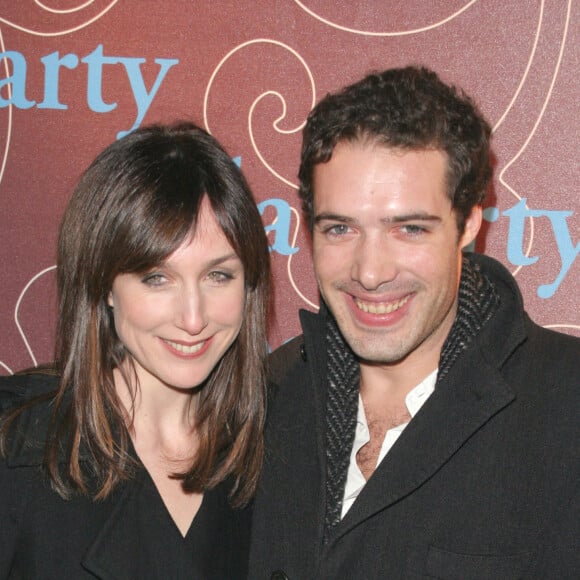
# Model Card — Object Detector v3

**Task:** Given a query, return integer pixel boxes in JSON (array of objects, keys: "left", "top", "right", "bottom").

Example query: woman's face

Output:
[{"left": 108, "top": 197, "right": 245, "bottom": 393}]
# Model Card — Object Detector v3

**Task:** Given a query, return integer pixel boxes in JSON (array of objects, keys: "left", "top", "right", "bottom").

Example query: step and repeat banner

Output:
[{"left": 0, "top": 1, "right": 577, "bottom": 374}]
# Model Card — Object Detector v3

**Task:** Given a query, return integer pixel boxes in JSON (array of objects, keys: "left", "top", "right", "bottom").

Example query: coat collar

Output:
[{"left": 466, "top": 253, "right": 528, "bottom": 369}]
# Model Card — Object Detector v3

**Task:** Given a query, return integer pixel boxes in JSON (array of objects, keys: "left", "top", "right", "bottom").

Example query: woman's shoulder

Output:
[
  {"left": 0, "top": 371, "right": 60, "bottom": 466},
  {"left": 0, "top": 371, "right": 59, "bottom": 411}
]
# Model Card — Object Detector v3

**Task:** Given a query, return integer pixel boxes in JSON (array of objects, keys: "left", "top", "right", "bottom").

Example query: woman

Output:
[{"left": 0, "top": 122, "right": 270, "bottom": 578}]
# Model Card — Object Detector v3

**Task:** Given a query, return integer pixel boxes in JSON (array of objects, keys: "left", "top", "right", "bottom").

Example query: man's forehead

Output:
[
  {"left": 313, "top": 144, "right": 448, "bottom": 194},
  {"left": 324, "top": 137, "right": 447, "bottom": 160}
]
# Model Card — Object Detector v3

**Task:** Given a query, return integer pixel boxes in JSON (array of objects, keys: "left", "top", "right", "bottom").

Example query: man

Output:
[{"left": 249, "top": 66, "right": 580, "bottom": 579}]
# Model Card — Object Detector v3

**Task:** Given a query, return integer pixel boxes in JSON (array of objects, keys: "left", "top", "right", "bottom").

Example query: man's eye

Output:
[
  {"left": 325, "top": 224, "right": 350, "bottom": 236},
  {"left": 401, "top": 225, "right": 426, "bottom": 236}
]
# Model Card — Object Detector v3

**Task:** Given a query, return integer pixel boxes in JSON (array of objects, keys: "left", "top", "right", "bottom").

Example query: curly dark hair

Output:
[{"left": 298, "top": 66, "right": 492, "bottom": 233}]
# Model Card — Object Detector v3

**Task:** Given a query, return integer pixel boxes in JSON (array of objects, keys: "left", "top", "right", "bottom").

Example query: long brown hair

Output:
[{"left": 1, "top": 122, "right": 270, "bottom": 506}]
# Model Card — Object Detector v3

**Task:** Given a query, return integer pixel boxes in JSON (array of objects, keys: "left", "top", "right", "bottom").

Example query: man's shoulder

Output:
[
  {"left": 523, "top": 316, "right": 580, "bottom": 374},
  {"left": 531, "top": 320, "right": 580, "bottom": 346}
]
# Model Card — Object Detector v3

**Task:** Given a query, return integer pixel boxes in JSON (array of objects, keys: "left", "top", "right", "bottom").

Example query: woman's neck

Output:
[{"left": 113, "top": 366, "right": 198, "bottom": 461}]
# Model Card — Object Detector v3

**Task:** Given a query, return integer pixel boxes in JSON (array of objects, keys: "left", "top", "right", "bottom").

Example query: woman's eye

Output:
[
  {"left": 207, "top": 271, "right": 233, "bottom": 283},
  {"left": 141, "top": 273, "right": 166, "bottom": 286}
]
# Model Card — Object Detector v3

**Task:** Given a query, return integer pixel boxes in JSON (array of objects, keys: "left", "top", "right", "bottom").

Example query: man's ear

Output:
[{"left": 460, "top": 205, "right": 483, "bottom": 249}]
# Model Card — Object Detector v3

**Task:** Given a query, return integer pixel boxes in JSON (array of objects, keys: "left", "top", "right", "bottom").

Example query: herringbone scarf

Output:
[{"left": 323, "top": 255, "right": 500, "bottom": 540}]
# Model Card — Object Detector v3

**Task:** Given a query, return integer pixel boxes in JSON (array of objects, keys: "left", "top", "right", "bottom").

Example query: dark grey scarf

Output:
[{"left": 323, "top": 255, "right": 500, "bottom": 540}]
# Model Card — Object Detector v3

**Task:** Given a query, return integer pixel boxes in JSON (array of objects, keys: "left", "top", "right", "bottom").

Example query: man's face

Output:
[{"left": 312, "top": 141, "right": 481, "bottom": 374}]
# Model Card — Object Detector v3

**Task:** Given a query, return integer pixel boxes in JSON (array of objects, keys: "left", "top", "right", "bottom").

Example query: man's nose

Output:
[{"left": 351, "top": 234, "right": 397, "bottom": 291}]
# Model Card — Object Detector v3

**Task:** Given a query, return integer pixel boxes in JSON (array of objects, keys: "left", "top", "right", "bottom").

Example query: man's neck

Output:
[
  {"left": 359, "top": 349, "right": 439, "bottom": 408},
  {"left": 356, "top": 363, "right": 438, "bottom": 481}
]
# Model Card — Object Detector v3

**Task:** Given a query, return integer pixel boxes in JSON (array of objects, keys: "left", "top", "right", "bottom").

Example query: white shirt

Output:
[{"left": 341, "top": 369, "right": 438, "bottom": 518}]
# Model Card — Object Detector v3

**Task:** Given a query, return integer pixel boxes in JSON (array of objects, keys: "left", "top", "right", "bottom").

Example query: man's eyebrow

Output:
[
  {"left": 314, "top": 212, "right": 442, "bottom": 225},
  {"left": 314, "top": 213, "right": 356, "bottom": 225},
  {"left": 383, "top": 212, "right": 442, "bottom": 224}
]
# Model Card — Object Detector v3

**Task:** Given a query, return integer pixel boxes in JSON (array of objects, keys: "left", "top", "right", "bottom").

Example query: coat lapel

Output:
[
  {"left": 330, "top": 346, "right": 516, "bottom": 543},
  {"left": 81, "top": 480, "right": 143, "bottom": 579},
  {"left": 82, "top": 471, "right": 205, "bottom": 579},
  {"left": 301, "top": 308, "right": 333, "bottom": 552}
]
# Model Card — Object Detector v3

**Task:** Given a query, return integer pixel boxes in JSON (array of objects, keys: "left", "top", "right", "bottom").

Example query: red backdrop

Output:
[{"left": 0, "top": 1, "right": 578, "bottom": 374}]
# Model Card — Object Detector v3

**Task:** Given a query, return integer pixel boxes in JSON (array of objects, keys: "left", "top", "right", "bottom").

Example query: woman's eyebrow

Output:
[{"left": 205, "top": 252, "right": 241, "bottom": 268}]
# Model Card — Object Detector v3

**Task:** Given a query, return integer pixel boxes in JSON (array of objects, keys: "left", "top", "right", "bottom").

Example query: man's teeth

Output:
[
  {"left": 355, "top": 295, "right": 410, "bottom": 314},
  {"left": 165, "top": 340, "right": 205, "bottom": 354}
]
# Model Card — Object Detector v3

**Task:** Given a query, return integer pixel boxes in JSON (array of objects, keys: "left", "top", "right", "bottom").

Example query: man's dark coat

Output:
[{"left": 249, "top": 254, "right": 580, "bottom": 579}]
